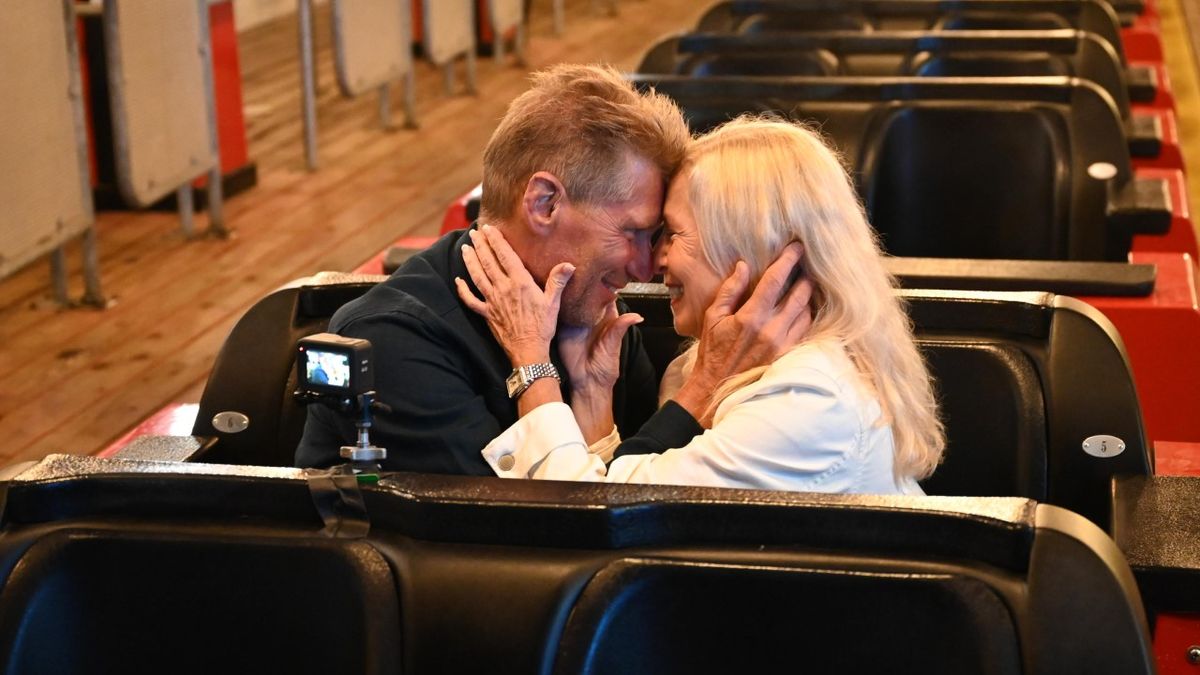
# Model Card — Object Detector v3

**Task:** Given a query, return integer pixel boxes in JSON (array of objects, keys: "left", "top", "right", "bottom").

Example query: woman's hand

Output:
[
  {"left": 559, "top": 302, "right": 643, "bottom": 395},
  {"left": 455, "top": 225, "right": 573, "bottom": 366},
  {"left": 559, "top": 303, "right": 643, "bottom": 443},
  {"left": 674, "top": 242, "right": 815, "bottom": 427}
]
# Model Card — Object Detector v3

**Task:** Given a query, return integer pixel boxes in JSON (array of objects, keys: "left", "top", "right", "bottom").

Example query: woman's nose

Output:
[{"left": 652, "top": 237, "right": 668, "bottom": 275}]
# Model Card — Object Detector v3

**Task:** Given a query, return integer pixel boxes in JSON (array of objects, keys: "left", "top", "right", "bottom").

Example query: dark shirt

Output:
[{"left": 295, "top": 228, "right": 702, "bottom": 474}]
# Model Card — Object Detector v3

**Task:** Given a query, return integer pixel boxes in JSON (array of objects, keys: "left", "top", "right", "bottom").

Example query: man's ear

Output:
[{"left": 522, "top": 171, "right": 566, "bottom": 237}]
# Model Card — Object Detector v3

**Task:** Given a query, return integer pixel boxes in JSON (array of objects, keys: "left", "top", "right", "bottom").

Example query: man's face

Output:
[{"left": 548, "top": 156, "right": 665, "bottom": 327}]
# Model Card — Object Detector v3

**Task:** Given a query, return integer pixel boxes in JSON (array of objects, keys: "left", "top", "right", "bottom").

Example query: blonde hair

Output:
[
  {"left": 683, "top": 116, "right": 945, "bottom": 481},
  {"left": 479, "top": 64, "right": 690, "bottom": 221}
]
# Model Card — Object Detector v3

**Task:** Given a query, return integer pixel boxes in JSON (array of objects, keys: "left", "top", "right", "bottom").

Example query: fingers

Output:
[
  {"left": 544, "top": 262, "right": 576, "bottom": 318},
  {"left": 601, "top": 301, "right": 619, "bottom": 324},
  {"left": 770, "top": 276, "right": 815, "bottom": 352},
  {"left": 598, "top": 312, "right": 644, "bottom": 355},
  {"left": 461, "top": 243, "right": 495, "bottom": 298},
  {"left": 743, "top": 242, "right": 805, "bottom": 312},
  {"left": 704, "top": 260, "right": 750, "bottom": 327},
  {"left": 478, "top": 224, "right": 526, "bottom": 280},
  {"left": 454, "top": 277, "right": 488, "bottom": 316},
  {"left": 785, "top": 306, "right": 813, "bottom": 344},
  {"left": 466, "top": 229, "right": 504, "bottom": 284},
  {"left": 779, "top": 276, "right": 814, "bottom": 320}
]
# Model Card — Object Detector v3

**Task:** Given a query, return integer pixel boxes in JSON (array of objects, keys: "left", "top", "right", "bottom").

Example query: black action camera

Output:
[
  {"left": 296, "top": 333, "right": 374, "bottom": 398},
  {"left": 295, "top": 333, "right": 388, "bottom": 472}
]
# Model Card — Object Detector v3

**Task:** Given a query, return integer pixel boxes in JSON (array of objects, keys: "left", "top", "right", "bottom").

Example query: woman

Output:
[{"left": 458, "top": 116, "right": 944, "bottom": 494}]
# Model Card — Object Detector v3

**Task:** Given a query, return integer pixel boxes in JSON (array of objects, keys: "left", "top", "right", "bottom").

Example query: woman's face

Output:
[{"left": 655, "top": 173, "right": 724, "bottom": 339}]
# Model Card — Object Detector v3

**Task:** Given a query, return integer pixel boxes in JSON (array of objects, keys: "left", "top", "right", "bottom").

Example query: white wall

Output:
[{"left": 233, "top": 0, "right": 327, "bottom": 31}]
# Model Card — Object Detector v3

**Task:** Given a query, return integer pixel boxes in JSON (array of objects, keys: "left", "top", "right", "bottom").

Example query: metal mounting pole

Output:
[
  {"left": 298, "top": 0, "right": 319, "bottom": 170},
  {"left": 378, "top": 83, "right": 392, "bottom": 129},
  {"left": 402, "top": 71, "right": 418, "bottom": 128},
  {"left": 464, "top": 49, "right": 478, "bottom": 95},
  {"left": 51, "top": 247, "right": 69, "bottom": 306},
  {"left": 514, "top": 22, "right": 526, "bottom": 66},
  {"left": 177, "top": 185, "right": 195, "bottom": 237},
  {"left": 80, "top": 227, "right": 107, "bottom": 307}
]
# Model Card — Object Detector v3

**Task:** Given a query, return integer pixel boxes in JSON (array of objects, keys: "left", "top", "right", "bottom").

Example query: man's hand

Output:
[
  {"left": 673, "top": 242, "right": 814, "bottom": 427},
  {"left": 456, "top": 225, "right": 573, "bottom": 366}
]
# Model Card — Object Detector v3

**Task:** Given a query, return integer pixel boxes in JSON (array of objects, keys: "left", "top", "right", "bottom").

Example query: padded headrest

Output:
[
  {"left": 687, "top": 50, "right": 838, "bottom": 76},
  {"left": 862, "top": 104, "right": 1071, "bottom": 260},
  {"left": 0, "top": 529, "right": 400, "bottom": 674},
  {"left": 910, "top": 51, "right": 1072, "bottom": 77},
  {"left": 556, "top": 557, "right": 1022, "bottom": 675}
]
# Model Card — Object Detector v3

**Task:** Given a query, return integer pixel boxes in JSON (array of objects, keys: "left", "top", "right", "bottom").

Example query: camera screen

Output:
[{"left": 304, "top": 348, "right": 352, "bottom": 389}]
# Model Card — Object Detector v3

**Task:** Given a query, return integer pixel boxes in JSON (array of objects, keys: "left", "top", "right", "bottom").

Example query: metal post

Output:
[
  {"left": 206, "top": 165, "right": 226, "bottom": 236},
  {"left": 378, "top": 83, "right": 392, "bottom": 129},
  {"left": 553, "top": 0, "right": 564, "bottom": 35},
  {"left": 494, "top": 21, "right": 505, "bottom": 63},
  {"left": 51, "top": 247, "right": 69, "bottom": 306},
  {"left": 443, "top": 62, "right": 455, "bottom": 95},
  {"left": 464, "top": 49, "right": 478, "bottom": 95},
  {"left": 298, "top": 0, "right": 319, "bottom": 170},
  {"left": 403, "top": 71, "right": 418, "bottom": 128},
  {"left": 198, "top": 0, "right": 227, "bottom": 237},
  {"left": 177, "top": 185, "right": 195, "bottom": 237},
  {"left": 514, "top": 22, "right": 526, "bottom": 66},
  {"left": 80, "top": 226, "right": 107, "bottom": 307}
]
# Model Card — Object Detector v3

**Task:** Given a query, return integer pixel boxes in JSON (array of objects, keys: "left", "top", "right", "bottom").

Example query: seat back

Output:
[
  {"left": 331, "top": 0, "right": 414, "bottom": 98},
  {"left": 619, "top": 284, "right": 1150, "bottom": 527},
  {"left": 0, "top": 457, "right": 1156, "bottom": 675},
  {"left": 0, "top": 0, "right": 99, "bottom": 300},
  {"left": 696, "top": 0, "right": 1129, "bottom": 65},
  {"left": 637, "top": 31, "right": 1130, "bottom": 120},
  {"left": 862, "top": 103, "right": 1071, "bottom": 259},
  {"left": 631, "top": 74, "right": 1134, "bottom": 261},
  {"left": 191, "top": 273, "right": 385, "bottom": 467},
  {"left": 103, "top": 0, "right": 219, "bottom": 209}
]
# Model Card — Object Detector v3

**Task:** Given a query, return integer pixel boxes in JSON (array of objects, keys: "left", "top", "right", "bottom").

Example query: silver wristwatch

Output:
[{"left": 506, "top": 363, "right": 560, "bottom": 399}]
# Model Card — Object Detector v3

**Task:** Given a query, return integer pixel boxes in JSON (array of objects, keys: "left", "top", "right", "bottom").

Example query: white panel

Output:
[
  {"left": 333, "top": 0, "right": 413, "bottom": 96},
  {"left": 489, "top": 0, "right": 523, "bottom": 33},
  {"left": 107, "top": 0, "right": 217, "bottom": 207},
  {"left": 0, "top": 0, "right": 93, "bottom": 279},
  {"left": 423, "top": 0, "right": 473, "bottom": 66}
]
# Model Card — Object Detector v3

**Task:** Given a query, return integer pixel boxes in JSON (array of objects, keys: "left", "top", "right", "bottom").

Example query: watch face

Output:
[
  {"left": 506, "top": 368, "right": 527, "bottom": 398},
  {"left": 506, "top": 364, "right": 558, "bottom": 399}
]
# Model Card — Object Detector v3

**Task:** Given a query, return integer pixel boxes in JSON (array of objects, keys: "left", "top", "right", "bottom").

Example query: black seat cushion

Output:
[
  {"left": 0, "top": 531, "right": 401, "bottom": 674},
  {"left": 919, "top": 341, "right": 1048, "bottom": 499},
  {"left": 555, "top": 558, "right": 1021, "bottom": 675}
]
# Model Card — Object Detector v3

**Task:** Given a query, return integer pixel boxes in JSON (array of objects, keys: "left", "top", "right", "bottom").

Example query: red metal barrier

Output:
[
  {"left": 1153, "top": 613, "right": 1200, "bottom": 675},
  {"left": 1084, "top": 252, "right": 1200, "bottom": 444}
]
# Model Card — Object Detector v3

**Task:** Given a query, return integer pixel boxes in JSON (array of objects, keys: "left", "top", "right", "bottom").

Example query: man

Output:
[{"left": 296, "top": 64, "right": 805, "bottom": 473}]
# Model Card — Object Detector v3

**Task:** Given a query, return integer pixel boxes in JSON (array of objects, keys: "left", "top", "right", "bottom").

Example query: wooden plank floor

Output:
[{"left": 0, "top": 0, "right": 709, "bottom": 464}]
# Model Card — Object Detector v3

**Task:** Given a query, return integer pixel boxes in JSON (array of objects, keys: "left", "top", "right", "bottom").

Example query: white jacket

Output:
[{"left": 482, "top": 339, "right": 923, "bottom": 495}]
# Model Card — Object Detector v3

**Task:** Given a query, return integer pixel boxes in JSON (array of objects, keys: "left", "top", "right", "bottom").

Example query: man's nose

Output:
[{"left": 628, "top": 236, "right": 654, "bottom": 282}]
